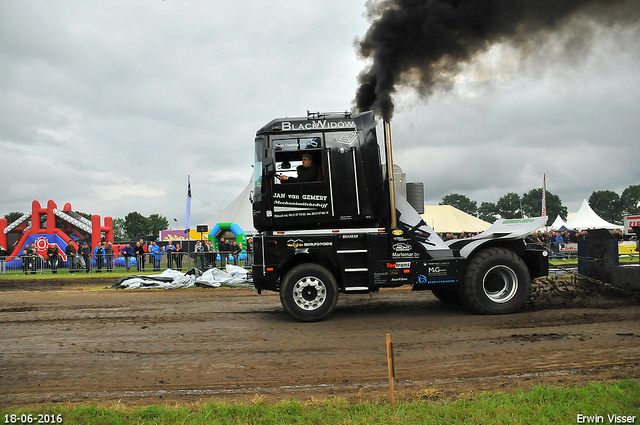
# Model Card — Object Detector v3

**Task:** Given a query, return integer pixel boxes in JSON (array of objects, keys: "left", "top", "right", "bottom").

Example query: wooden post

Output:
[{"left": 386, "top": 333, "right": 395, "bottom": 405}]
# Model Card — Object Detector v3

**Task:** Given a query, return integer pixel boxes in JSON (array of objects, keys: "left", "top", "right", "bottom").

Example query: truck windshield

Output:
[{"left": 254, "top": 139, "right": 263, "bottom": 195}]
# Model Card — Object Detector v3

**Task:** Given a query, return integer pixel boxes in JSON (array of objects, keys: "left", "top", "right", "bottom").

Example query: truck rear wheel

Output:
[
  {"left": 460, "top": 247, "right": 530, "bottom": 315},
  {"left": 280, "top": 264, "right": 339, "bottom": 322}
]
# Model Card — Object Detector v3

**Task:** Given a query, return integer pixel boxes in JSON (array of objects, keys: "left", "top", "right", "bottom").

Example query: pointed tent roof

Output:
[
  {"left": 564, "top": 199, "right": 623, "bottom": 231},
  {"left": 204, "top": 182, "right": 256, "bottom": 234},
  {"left": 550, "top": 214, "right": 567, "bottom": 231},
  {"left": 421, "top": 205, "right": 491, "bottom": 233}
]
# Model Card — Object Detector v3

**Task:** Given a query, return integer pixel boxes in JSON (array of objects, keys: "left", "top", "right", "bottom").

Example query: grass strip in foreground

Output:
[{"left": 2, "top": 380, "right": 639, "bottom": 424}]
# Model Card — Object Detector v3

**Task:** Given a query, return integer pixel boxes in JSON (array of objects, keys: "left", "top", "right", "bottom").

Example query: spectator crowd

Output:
[{"left": 0, "top": 237, "right": 254, "bottom": 275}]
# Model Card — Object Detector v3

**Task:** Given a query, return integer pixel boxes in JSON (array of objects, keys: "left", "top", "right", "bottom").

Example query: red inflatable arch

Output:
[{"left": 0, "top": 199, "right": 113, "bottom": 259}]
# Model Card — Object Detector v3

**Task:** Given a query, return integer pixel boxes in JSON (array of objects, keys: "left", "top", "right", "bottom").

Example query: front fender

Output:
[{"left": 449, "top": 217, "right": 548, "bottom": 259}]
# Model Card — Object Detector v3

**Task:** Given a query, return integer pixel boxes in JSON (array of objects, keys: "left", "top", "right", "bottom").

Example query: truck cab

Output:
[
  {"left": 252, "top": 111, "right": 389, "bottom": 232},
  {"left": 252, "top": 111, "right": 548, "bottom": 321}
]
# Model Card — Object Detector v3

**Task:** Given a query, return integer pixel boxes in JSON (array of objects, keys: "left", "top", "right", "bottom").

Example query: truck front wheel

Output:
[
  {"left": 460, "top": 247, "right": 530, "bottom": 315},
  {"left": 280, "top": 264, "right": 339, "bottom": 322}
]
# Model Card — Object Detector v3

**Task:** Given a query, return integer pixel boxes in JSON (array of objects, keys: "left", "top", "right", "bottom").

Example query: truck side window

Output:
[
  {"left": 275, "top": 151, "right": 322, "bottom": 184},
  {"left": 271, "top": 135, "right": 323, "bottom": 185}
]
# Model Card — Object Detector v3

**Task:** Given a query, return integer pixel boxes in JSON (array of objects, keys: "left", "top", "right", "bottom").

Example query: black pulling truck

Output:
[{"left": 251, "top": 111, "right": 548, "bottom": 321}]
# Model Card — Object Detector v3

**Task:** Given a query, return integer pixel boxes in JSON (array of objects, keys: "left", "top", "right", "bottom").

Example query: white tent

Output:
[
  {"left": 420, "top": 205, "right": 491, "bottom": 234},
  {"left": 550, "top": 214, "right": 567, "bottom": 231},
  {"left": 564, "top": 199, "right": 623, "bottom": 231},
  {"left": 204, "top": 182, "right": 256, "bottom": 234}
]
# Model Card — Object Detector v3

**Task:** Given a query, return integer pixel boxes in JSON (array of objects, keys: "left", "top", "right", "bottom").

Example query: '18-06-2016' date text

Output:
[{"left": 4, "top": 414, "right": 63, "bottom": 424}]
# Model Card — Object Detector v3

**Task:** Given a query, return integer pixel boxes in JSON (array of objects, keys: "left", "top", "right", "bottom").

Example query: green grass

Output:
[
  {"left": 2, "top": 380, "right": 639, "bottom": 425},
  {"left": 0, "top": 270, "right": 159, "bottom": 280}
]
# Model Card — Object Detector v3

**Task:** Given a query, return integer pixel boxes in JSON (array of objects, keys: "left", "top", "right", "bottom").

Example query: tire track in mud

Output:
[
  {"left": 1, "top": 284, "right": 639, "bottom": 405},
  {"left": 2, "top": 363, "right": 638, "bottom": 405}
]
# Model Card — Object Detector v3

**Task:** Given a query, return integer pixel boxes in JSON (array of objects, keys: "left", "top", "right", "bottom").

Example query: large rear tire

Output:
[
  {"left": 460, "top": 247, "right": 530, "bottom": 315},
  {"left": 280, "top": 263, "right": 339, "bottom": 322}
]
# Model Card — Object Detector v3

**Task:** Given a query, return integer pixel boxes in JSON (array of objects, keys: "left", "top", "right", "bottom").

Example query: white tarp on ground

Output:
[
  {"left": 565, "top": 199, "right": 624, "bottom": 231},
  {"left": 112, "top": 265, "right": 251, "bottom": 289}
]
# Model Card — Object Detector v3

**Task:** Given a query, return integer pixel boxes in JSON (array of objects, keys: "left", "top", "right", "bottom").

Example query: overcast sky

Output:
[{"left": 2, "top": 1, "right": 639, "bottom": 230}]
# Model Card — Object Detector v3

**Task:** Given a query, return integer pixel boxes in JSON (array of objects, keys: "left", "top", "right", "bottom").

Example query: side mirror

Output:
[{"left": 263, "top": 157, "right": 275, "bottom": 177}]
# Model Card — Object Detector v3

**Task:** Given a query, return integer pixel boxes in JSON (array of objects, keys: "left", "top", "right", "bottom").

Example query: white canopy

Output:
[
  {"left": 564, "top": 199, "right": 623, "bottom": 231},
  {"left": 550, "top": 214, "right": 567, "bottom": 231},
  {"left": 421, "top": 205, "right": 492, "bottom": 234},
  {"left": 204, "top": 182, "right": 257, "bottom": 234}
]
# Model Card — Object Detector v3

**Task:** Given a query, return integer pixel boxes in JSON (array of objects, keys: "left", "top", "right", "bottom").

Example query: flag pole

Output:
[
  {"left": 543, "top": 174, "right": 549, "bottom": 251},
  {"left": 185, "top": 175, "right": 192, "bottom": 269}
]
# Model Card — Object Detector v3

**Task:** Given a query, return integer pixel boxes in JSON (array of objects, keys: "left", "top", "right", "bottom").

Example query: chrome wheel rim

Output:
[
  {"left": 293, "top": 276, "right": 327, "bottom": 311},
  {"left": 482, "top": 265, "right": 518, "bottom": 303}
]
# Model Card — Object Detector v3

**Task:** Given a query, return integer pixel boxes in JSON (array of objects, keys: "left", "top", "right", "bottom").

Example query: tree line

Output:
[{"left": 439, "top": 184, "right": 640, "bottom": 225}]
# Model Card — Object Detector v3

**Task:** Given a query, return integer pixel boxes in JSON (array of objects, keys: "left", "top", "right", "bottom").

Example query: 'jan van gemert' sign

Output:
[{"left": 273, "top": 192, "right": 330, "bottom": 218}]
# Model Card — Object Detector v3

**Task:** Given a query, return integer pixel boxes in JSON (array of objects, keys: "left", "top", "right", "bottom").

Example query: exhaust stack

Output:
[{"left": 384, "top": 121, "right": 397, "bottom": 229}]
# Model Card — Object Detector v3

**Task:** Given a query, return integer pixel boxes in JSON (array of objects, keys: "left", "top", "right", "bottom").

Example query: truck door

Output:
[{"left": 325, "top": 131, "right": 361, "bottom": 221}]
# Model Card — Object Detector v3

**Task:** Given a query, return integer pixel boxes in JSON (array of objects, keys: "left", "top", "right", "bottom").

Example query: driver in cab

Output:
[{"left": 279, "top": 153, "right": 320, "bottom": 183}]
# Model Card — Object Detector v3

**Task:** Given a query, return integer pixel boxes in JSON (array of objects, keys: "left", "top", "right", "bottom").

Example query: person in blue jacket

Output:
[
  {"left": 149, "top": 241, "right": 163, "bottom": 271},
  {"left": 93, "top": 242, "right": 106, "bottom": 273},
  {"left": 121, "top": 243, "right": 134, "bottom": 272},
  {"left": 165, "top": 241, "right": 175, "bottom": 269}
]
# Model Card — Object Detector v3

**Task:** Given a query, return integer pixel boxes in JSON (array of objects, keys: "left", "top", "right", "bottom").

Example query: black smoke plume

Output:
[{"left": 354, "top": 0, "right": 640, "bottom": 121}]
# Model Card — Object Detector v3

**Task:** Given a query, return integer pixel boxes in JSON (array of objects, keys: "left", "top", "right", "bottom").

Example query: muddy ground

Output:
[{"left": 1, "top": 276, "right": 639, "bottom": 407}]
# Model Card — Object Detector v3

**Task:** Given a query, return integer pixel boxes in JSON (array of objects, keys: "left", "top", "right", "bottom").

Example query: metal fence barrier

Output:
[
  {"left": 0, "top": 251, "right": 254, "bottom": 276},
  {"left": 1, "top": 255, "right": 45, "bottom": 275}
]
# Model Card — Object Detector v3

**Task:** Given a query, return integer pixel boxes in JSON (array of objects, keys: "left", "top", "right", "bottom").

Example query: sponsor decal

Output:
[
  {"left": 281, "top": 120, "right": 356, "bottom": 131},
  {"left": 416, "top": 274, "right": 456, "bottom": 284},
  {"left": 273, "top": 137, "right": 320, "bottom": 150},
  {"left": 392, "top": 229, "right": 404, "bottom": 236},
  {"left": 287, "top": 239, "right": 304, "bottom": 248},
  {"left": 286, "top": 239, "right": 332, "bottom": 248},
  {"left": 429, "top": 278, "right": 457, "bottom": 284},
  {"left": 559, "top": 243, "right": 578, "bottom": 252},
  {"left": 392, "top": 242, "right": 411, "bottom": 252},
  {"left": 428, "top": 266, "right": 448, "bottom": 276},
  {"left": 427, "top": 262, "right": 450, "bottom": 277},
  {"left": 391, "top": 276, "right": 409, "bottom": 282},
  {"left": 305, "top": 241, "right": 332, "bottom": 247},
  {"left": 373, "top": 272, "right": 388, "bottom": 285},
  {"left": 392, "top": 252, "right": 420, "bottom": 258},
  {"left": 386, "top": 262, "right": 411, "bottom": 269}
]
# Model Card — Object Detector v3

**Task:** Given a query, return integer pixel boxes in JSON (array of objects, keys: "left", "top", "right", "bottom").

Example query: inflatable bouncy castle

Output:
[{"left": 0, "top": 200, "right": 113, "bottom": 265}]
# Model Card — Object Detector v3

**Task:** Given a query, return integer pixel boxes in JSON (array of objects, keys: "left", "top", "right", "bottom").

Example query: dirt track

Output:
[{"left": 1, "top": 277, "right": 640, "bottom": 407}]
